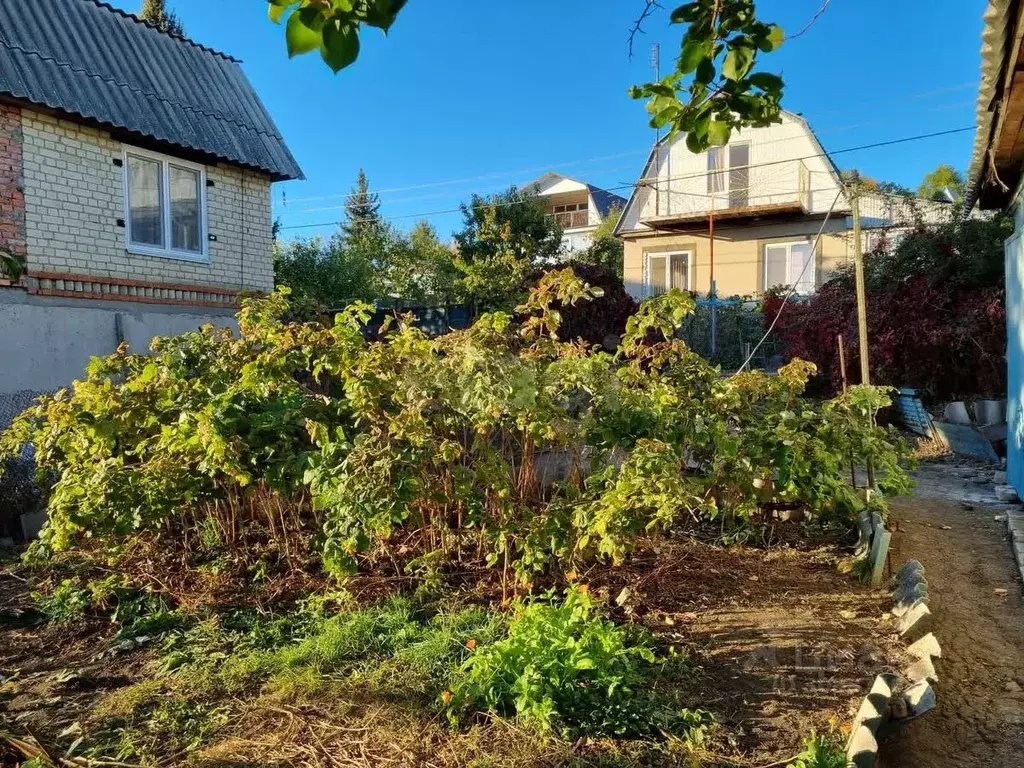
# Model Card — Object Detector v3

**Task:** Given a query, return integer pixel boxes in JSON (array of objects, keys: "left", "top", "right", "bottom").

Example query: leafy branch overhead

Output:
[
  {"left": 269, "top": 0, "right": 408, "bottom": 72},
  {"left": 628, "top": 1, "right": 785, "bottom": 152}
]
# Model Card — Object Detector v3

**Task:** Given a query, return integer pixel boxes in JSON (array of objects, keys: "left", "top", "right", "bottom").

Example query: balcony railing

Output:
[
  {"left": 551, "top": 210, "right": 589, "bottom": 229},
  {"left": 640, "top": 160, "right": 814, "bottom": 227}
]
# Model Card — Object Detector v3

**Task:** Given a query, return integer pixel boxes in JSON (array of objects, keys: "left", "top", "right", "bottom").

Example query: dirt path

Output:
[{"left": 878, "top": 461, "right": 1024, "bottom": 767}]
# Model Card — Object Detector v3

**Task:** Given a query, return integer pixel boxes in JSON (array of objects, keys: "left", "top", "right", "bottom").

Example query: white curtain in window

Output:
[
  {"left": 170, "top": 165, "right": 202, "bottom": 253},
  {"left": 128, "top": 155, "right": 163, "bottom": 247}
]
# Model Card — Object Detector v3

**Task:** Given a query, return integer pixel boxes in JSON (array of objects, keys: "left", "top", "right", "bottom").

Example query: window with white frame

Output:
[
  {"left": 646, "top": 251, "right": 690, "bottom": 296},
  {"left": 707, "top": 147, "right": 725, "bottom": 194},
  {"left": 764, "top": 241, "right": 815, "bottom": 293},
  {"left": 124, "top": 148, "right": 207, "bottom": 261}
]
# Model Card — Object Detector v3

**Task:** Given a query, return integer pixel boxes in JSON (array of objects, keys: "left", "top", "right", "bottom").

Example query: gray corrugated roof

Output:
[
  {"left": 586, "top": 184, "right": 628, "bottom": 219},
  {"left": 0, "top": 0, "right": 303, "bottom": 181}
]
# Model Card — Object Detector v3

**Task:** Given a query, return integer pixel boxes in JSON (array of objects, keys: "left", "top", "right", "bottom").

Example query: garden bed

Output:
[{"left": 1, "top": 531, "right": 901, "bottom": 768}]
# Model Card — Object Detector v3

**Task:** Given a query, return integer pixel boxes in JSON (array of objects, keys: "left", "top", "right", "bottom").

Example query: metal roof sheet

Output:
[{"left": 0, "top": 0, "right": 303, "bottom": 181}]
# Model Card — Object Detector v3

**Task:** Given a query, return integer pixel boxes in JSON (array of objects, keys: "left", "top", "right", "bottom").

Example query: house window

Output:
[
  {"left": 647, "top": 251, "right": 691, "bottom": 296},
  {"left": 707, "top": 147, "right": 725, "bottom": 194},
  {"left": 764, "top": 241, "right": 815, "bottom": 294},
  {"left": 124, "top": 147, "right": 207, "bottom": 261},
  {"left": 551, "top": 202, "right": 589, "bottom": 229}
]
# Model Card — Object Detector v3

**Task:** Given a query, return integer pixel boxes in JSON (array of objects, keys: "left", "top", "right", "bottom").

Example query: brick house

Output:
[{"left": 0, "top": 0, "right": 301, "bottom": 404}]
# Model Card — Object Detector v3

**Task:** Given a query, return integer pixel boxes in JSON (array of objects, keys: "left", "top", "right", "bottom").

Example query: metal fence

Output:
[{"left": 679, "top": 298, "right": 781, "bottom": 372}]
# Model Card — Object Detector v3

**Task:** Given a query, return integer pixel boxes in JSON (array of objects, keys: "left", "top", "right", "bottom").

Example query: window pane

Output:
[
  {"left": 764, "top": 244, "right": 787, "bottom": 289},
  {"left": 729, "top": 143, "right": 750, "bottom": 207},
  {"left": 170, "top": 165, "right": 202, "bottom": 253},
  {"left": 649, "top": 255, "right": 667, "bottom": 295},
  {"left": 670, "top": 253, "right": 688, "bottom": 290},
  {"left": 128, "top": 155, "right": 163, "bottom": 247},
  {"left": 791, "top": 242, "right": 815, "bottom": 293},
  {"left": 707, "top": 147, "right": 725, "bottom": 194}
]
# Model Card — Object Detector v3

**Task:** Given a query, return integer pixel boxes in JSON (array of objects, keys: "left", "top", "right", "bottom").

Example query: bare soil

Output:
[
  {"left": 878, "top": 460, "right": 1024, "bottom": 768},
  {"left": 0, "top": 530, "right": 903, "bottom": 767}
]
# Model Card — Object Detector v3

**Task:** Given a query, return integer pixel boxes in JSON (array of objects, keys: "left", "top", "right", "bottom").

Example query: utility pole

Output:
[
  {"left": 849, "top": 179, "right": 870, "bottom": 386},
  {"left": 848, "top": 177, "right": 876, "bottom": 490},
  {"left": 651, "top": 43, "right": 662, "bottom": 216}
]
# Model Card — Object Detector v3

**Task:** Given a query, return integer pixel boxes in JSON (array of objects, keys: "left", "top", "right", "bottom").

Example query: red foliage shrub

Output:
[{"left": 769, "top": 217, "right": 1010, "bottom": 401}]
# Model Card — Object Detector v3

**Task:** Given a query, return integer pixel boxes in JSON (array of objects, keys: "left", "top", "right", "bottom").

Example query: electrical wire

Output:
[
  {"left": 731, "top": 187, "right": 846, "bottom": 375},
  {"left": 278, "top": 126, "right": 974, "bottom": 231},
  {"left": 277, "top": 90, "right": 978, "bottom": 211}
]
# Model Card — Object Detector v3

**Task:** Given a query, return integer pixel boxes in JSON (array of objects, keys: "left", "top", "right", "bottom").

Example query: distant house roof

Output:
[
  {"left": 524, "top": 172, "right": 627, "bottom": 219},
  {"left": 0, "top": 0, "right": 303, "bottom": 181}
]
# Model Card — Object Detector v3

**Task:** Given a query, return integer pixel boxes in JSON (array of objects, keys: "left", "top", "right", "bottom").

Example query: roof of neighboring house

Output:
[
  {"left": 965, "top": 0, "right": 1022, "bottom": 209},
  {"left": 0, "top": 0, "right": 303, "bottom": 181},
  {"left": 524, "top": 172, "right": 628, "bottom": 219}
]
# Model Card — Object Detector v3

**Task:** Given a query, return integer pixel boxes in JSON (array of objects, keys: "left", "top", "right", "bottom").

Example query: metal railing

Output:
[{"left": 551, "top": 210, "right": 589, "bottom": 229}]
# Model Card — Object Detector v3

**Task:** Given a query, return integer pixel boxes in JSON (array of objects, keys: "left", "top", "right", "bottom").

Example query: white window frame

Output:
[
  {"left": 763, "top": 240, "right": 816, "bottom": 294},
  {"left": 645, "top": 250, "right": 693, "bottom": 297},
  {"left": 122, "top": 146, "right": 209, "bottom": 263}
]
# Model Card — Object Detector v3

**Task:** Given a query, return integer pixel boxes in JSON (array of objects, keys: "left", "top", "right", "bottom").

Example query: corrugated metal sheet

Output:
[
  {"left": 0, "top": 0, "right": 303, "bottom": 181},
  {"left": 586, "top": 184, "right": 627, "bottom": 219}
]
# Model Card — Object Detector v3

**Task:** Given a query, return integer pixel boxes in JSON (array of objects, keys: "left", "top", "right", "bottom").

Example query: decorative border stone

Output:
[
  {"left": 855, "top": 505, "right": 892, "bottom": 587},
  {"left": 844, "top": 560, "right": 942, "bottom": 766}
]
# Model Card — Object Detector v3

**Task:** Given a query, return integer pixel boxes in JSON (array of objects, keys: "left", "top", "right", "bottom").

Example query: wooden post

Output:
[
  {"left": 838, "top": 334, "right": 857, "bottom": 489},
  {"left": 709, "top": 199, "right": 717, "bottom": 356},
  {"left": 849, "top": 184, "right": 876, "bottom": 489},
  {"left": 850, "top": 187, "right": 870, "bottom": 386}
]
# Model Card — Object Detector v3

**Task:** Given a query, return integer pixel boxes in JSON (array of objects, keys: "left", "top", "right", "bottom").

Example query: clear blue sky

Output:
[{"left": 115, "top": 0, "right": 987, "bottom": 241}]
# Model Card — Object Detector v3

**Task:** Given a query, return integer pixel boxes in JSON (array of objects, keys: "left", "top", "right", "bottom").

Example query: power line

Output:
[
  {"left": 733, "top": 187, "right": 846, "bottom": 375},
  {"left": 276, "top": 90, "right": 977, "bottom": 213},
  {"left": 279, "top": 126, "right": 973, "bottom": 232}
]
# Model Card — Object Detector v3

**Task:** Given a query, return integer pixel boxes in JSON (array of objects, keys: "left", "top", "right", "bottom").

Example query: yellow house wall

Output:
[{"left": 622, "top": 218, "right": 855, "bottom": 299}]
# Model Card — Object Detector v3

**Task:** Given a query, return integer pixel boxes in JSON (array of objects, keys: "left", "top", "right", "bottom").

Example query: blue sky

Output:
[{"left": 118, "top": 1, "right": 987, "bottom": 240}]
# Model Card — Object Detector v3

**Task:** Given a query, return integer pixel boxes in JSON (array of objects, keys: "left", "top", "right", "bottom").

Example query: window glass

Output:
[
  {"left": 707, "top": 147, "right": 725, "bottom": 194},
  {"left": 791, "top": 242, "right": 815, "bottom": 293},
  {"left": 670, "top": 253, "right": 688, "bottom": 290},
  {"left": 764, "top": 244, "right": 788, "bottom": 289},
  {"left": 128, "top": 155, "right": 163, "bottom": 247},
  {"left": 649, "top": 255, "right": 667, "bottom": 295},
  {"left": 170, "top": 165, "right": 202, "bottom": 253}
]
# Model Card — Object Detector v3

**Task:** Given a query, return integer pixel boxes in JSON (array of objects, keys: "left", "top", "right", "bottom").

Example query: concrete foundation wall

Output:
[{"left": 0, "top": 289, "right": 237, "bottom": 396}]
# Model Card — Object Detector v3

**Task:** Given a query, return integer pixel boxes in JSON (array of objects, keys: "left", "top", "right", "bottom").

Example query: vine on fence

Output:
[{"left": 1, "top": 271, "right": 912, "bottom": 585}]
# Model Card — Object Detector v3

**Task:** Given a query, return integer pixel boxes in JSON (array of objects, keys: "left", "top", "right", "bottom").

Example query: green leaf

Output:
[
  {"left": 759, "top": 24, "right": 785, "bottom": 52},
  {"left": 722, "top": 44, "right": 755, "bottom": 81},
  {"left": 679, "top": 38, "right": 706, "bottom": 74},
  {"left": 707, "top": 120, "right": 730, "bottom": 146},
  {"left": 669, "top": 3, "right": 701, "bottom": 24},
  {"left": 286, "top": 9, "right": 322, "bottom": 58},
  {"left": 694, "top": 58, "right": 715, "bottom": 85},
  {"left": 748, "top": 72, "right": 783, "bottom": 92},
  {"left": 364, "top": 0, "right": 409, "bottom": 31},
  {"left": 267, "top": 0, "right": 298, "bottom": 24},
  {"left": 321, "top": 20, "right": 361, "bottom": 73}
]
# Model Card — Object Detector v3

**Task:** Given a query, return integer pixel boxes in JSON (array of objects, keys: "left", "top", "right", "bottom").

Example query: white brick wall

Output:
[{"left": 21, "top": 110, "right": 274, "bottom": 292}]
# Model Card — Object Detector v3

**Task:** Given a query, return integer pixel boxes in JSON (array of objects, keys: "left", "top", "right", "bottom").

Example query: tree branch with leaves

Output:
[{"left": 628, "top": 0, "right": 785, "bottom": 152}]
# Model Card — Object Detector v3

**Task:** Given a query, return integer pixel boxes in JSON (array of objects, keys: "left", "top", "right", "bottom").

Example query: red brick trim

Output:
[
  {"left": 29, "top": 271, "right": 240, "bottom": 297},
  {"left": 26, "top": 271, "right": 245, "bottom": 309},
  {"left": 33, "top": 288, "right": 240, "bottom": 309}
]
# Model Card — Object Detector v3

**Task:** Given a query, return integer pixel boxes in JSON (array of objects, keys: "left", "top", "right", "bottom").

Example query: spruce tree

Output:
[
  {"left": 140, "top": 0, "right": 186, "bottom": 37},
  {"left": 342, "top": 169, "right": 384, "bottom": 245}
]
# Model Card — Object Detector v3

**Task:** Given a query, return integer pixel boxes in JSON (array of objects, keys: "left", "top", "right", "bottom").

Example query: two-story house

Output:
[
  {"left": 525, "top": 172, "right": 628, "bottom": 255},
  {"left": 616, "top": 111, "right": 865, "bottom": 300},
  {"left": 0, "top": 0, "right": 301, "bottom": 417}
]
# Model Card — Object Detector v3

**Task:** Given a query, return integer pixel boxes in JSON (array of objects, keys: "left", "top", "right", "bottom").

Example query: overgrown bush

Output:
[
  {"left": 768, "top": 214, "right": 1012, "bottom": 400},
  {"left": 1, "top": 272, "right": 912, "bottom": 588},
  {"left": 523, "top": 262, "right": 638, "bottom": 347}
]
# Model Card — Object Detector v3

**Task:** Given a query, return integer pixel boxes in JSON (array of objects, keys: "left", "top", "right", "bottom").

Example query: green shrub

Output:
[
  {"left": 787, "top": 731, "right": 848, "bottom": 768},
  {"left": 448, "top": 587, "right": 682, "bottom": 736},
  {"left": 33, "top": 579, "right": 92, "bottom": 622}
]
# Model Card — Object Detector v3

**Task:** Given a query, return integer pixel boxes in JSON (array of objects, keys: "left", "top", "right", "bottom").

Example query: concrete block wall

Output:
[
  {"left": 0, "top": 104, "right": 26, "bottom": 268},
  {"left": 20, "top": 110, "right": 274, "bottom": 293}
]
